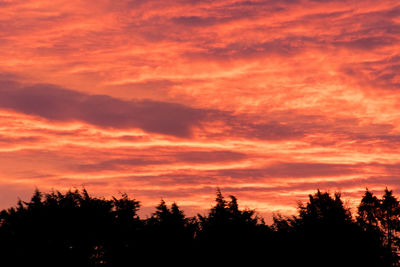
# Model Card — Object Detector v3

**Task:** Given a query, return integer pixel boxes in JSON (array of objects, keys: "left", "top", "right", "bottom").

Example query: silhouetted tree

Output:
[
  {"left": 272, "top": 190, "right": 388, "bottom": 267},
  {"left": 378, "top": 188, "right": 400, "bottom": 265},
  {"left": 358, "top": 188, "right": 381, "bottom": 230},
  {"left": 147, "top": 199, "right": 193, "bottom": 243},
  {"left": 198, "top": 189, "right": 260, "bottom": 240},
  {"left": 0, "top": 187, "right": 399, "bottom": 266},
  {"left": 0, "top": 189, "right": 116, "bottom": 266},
  {"left": 141, "top": 199, "right": 195, "bottom": 263},
  {"left": 196, "top": 189, "right": 264, "bottom": 264},
  {"left": 105, "top": 193, "right": 141, "bottom": 266},
  {"left": 298, "top": 190, "right": 352, "bottom": 224}
]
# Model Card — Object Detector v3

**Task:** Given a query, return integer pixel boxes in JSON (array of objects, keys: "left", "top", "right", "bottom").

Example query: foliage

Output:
[{"left": 0, "top": 187, "right": 399, "bottom": 266}]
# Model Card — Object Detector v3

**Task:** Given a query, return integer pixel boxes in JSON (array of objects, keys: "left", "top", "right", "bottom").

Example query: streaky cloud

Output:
[{"left": 0, "top": 81, "right": 207, "bottom": 137}]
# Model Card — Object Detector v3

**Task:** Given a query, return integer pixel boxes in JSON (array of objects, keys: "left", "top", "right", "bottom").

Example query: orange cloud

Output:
[{"left": 0, "top": 0, "right": 399, "bottom": 219}]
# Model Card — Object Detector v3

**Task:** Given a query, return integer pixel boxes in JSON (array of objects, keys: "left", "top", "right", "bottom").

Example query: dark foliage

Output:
[{"left": 0, "top": 188, "right": 399, "bottom": 266}]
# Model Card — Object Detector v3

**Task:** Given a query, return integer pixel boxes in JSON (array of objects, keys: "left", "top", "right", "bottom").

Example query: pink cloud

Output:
[{"left": 0, "top": 0, "right": 399, "bottom": 220}]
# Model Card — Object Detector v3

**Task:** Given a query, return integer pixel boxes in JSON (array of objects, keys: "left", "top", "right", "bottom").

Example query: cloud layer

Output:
[{"left": 0, "top": 0, "right": 399, "bottom": 219}]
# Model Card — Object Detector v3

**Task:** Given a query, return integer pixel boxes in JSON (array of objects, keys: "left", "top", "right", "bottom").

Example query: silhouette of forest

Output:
[{"left": 1, "top": 188, "right": 400, "bottom": 266}]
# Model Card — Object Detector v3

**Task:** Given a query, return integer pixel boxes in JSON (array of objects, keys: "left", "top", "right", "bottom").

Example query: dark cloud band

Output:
[{"left": 0, "top": 81, "right": 206, "bottom": 137}]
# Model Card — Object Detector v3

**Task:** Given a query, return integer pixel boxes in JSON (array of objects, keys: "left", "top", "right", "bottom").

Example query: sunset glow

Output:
[{"left": 1, "top": 0, "right": 400, "bottom": 219}]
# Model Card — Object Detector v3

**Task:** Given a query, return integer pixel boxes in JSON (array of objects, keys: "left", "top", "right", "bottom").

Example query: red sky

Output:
[{"left": 0, "top": 0, "right": 399, "bottom": 219}]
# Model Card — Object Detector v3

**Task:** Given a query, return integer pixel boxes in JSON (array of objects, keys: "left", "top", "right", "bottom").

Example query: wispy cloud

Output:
[{"left": 0, "top": 0, "right": 399, "bottom": 218}]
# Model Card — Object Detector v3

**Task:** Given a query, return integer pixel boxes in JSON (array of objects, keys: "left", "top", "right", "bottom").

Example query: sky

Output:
[{"left": 0, "top": 0, "right": 399, "bottom": 219}]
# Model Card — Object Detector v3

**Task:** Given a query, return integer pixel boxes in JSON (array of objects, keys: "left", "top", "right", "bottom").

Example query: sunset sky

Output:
[{"left": 0, "top": 0, "right": 399, "bottom": 219}]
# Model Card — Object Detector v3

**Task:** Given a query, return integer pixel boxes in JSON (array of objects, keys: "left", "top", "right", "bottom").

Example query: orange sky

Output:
[{"left": 0, "top": 0, "right": 399, "bottom": 219}]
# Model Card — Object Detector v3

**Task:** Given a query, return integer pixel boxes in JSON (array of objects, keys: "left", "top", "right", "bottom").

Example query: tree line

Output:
[{"left": 0, "top": 188, "right": 400, "bottom": 266}]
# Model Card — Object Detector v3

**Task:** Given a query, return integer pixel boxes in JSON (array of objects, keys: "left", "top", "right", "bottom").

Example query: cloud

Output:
[
  {"left": 0, "top": 135, "right": 43, "bottom": 145},
  {"left": 172, "top": 16, "right": 222, "bottom": 27},
  {"left": 175, "top": 150, "right": 247, "bottom": 163},
  {"left": 184, "top": 36, "right": 319, "bottom": 60},
  {"left": 75, "top": 158, "right": 165, "bottom": 172},
  {"left": 2, "top": 79, "right": 399, "bottom": 144},
  {"left": 0, "top": 81, "right": 208, "bottom": 137},
  {"left": 334, "top": 37, "right": 397, "bottom": 50},
  {"left": 0, "top": 80, "right": 318, "bottom": 141},
  {"left": 340, "top": 54, "right": 400, "bottom": 90},
  {"left": 0, "top": 0, "right": 400, "bottom": 219},
  {"left": 217, "top": 162, "right": 361, "bottom": 179},
  {"left": 74, "top": 150, "right": 247, "bottom": 172}
]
